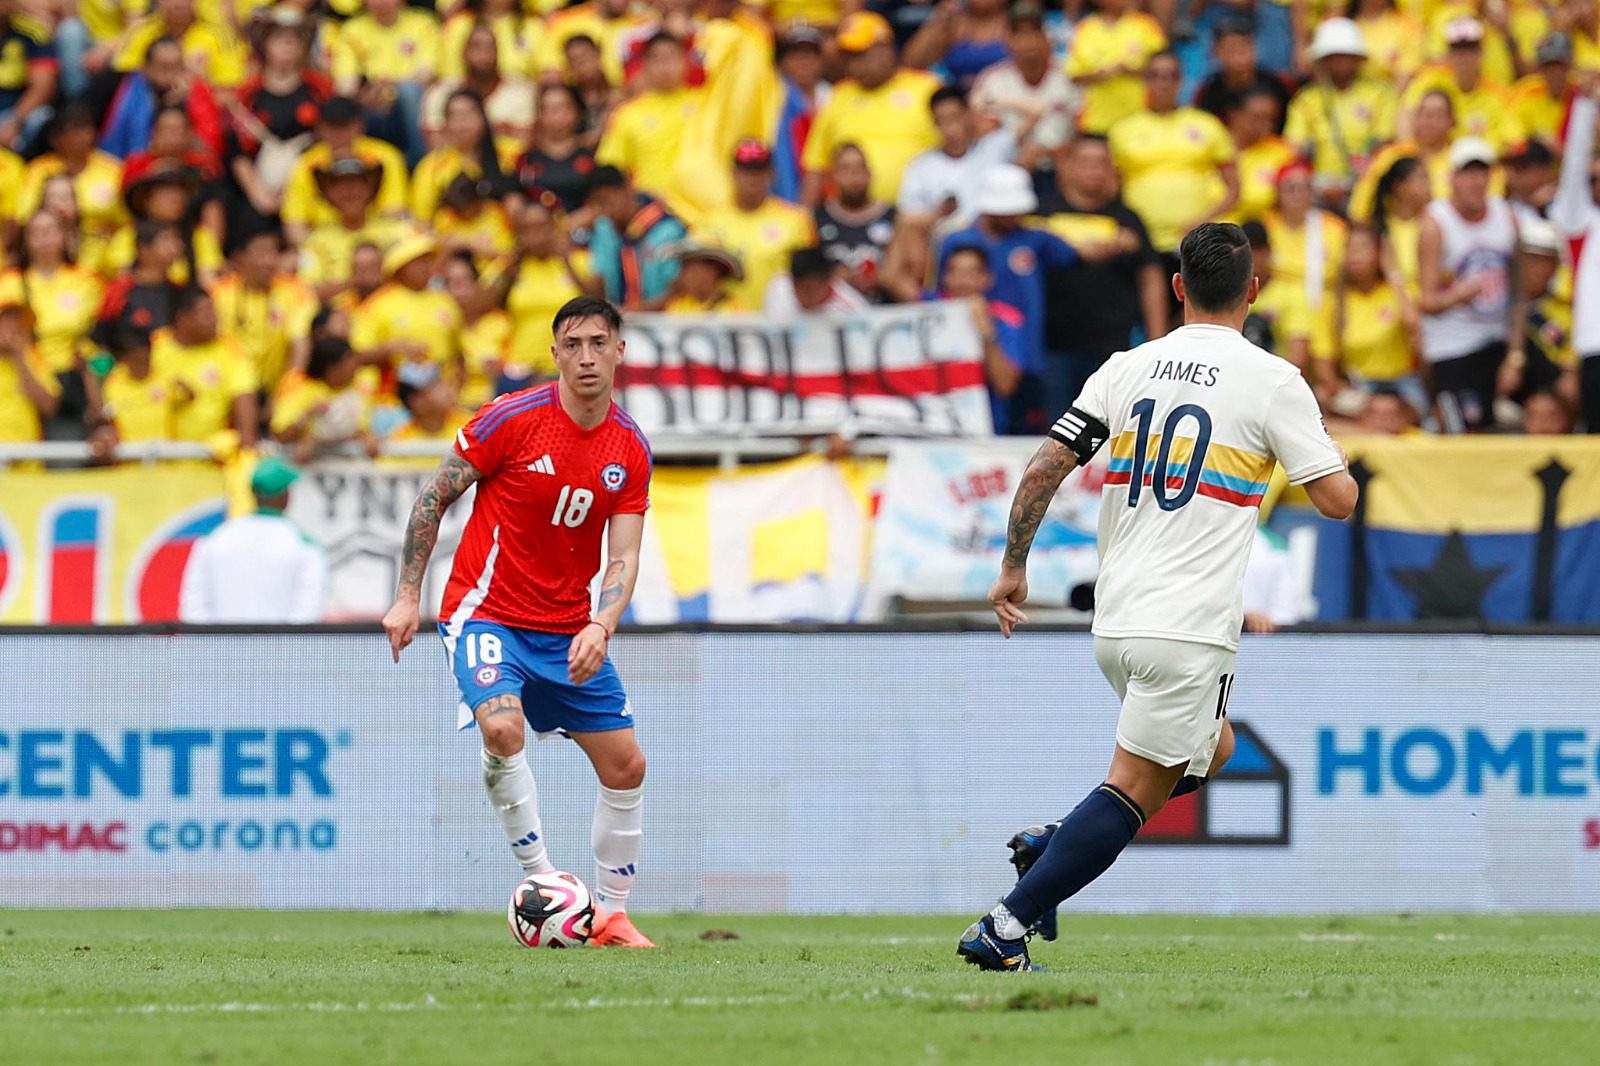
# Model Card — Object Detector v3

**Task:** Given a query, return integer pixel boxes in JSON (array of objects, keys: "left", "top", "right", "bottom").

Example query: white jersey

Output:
[
  {"left": 1420, "top": 196, "right": 1517, "bottom": 362},
  {"left": 1066, "top": 324, "right": 1344, "bottom": 651},
  {"left": 178, "top": 512, "right": 328, "bottom": 624}
]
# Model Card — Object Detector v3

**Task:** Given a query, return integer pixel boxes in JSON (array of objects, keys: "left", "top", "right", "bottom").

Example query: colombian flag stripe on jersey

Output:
[{"left": 1104, "top": 431, "right": 1275, "bottom": 508}]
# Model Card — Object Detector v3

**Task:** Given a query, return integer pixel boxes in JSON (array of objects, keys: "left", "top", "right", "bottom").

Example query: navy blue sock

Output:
[{"left": 1003, "top": 783, "right": 1146, "bottom": 927}]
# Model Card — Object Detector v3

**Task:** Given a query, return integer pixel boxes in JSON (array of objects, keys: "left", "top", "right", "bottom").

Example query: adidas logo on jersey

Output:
[{"left": 526, "top": 455, "right": 556, "bottom": 475}]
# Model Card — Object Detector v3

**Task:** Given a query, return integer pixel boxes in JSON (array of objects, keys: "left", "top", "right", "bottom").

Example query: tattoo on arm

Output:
[
  {"left": 397, "top": 453, "right": 481, "bottom": 597},
  {"left": 1003, "top": 438, "right": 1080, "bottom": 570},
  {"left": 596, "top": 560, "right": 627, "bottom": 613}
]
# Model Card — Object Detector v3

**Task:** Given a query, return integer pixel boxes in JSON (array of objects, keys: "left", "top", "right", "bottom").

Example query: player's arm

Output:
[
  {"left": 990, "top": 403, "right": 1108, "bottom": 636},
  {"left": 382, "top": 452, "right": 483, "bottom": 661},
  {"left": 569, "top": 512, "right": 644, "bottom": 685}
]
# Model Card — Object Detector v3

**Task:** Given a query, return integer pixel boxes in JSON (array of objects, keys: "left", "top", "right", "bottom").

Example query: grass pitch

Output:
[{"left": 3, "top": 912, "right": 1597, "bottom": 1065}]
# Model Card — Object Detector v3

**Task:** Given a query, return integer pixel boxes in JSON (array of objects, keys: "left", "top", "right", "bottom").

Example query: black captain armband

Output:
[{"left": 1048, "top": 407, "right": 1110, "bottom": 465}]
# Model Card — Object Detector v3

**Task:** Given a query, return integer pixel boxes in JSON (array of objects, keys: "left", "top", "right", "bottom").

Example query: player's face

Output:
[{"left": 553, "top": 315, "right": 625, "bottom": 399}]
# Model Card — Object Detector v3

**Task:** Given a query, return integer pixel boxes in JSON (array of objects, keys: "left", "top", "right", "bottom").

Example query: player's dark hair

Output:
[
  {"left": 551, "top": 295, "right": 622, "bottom": 338},
  {"left": 171, "top": 284, "right": 210, "bottom": 320},
  {"left": 790, "top": 246, "right": 832, "bottom": 281},
  {"left": 929, "top": 86, "right": 968, "bottom": 113},
  {"left": 308, "top": 336, "right": 353, "bottom": 381},
  {"left": 1178, "top": 222, "right": 1254, "bottom": 312}
]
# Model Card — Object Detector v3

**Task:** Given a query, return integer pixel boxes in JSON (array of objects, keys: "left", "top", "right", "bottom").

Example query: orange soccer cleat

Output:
[{"left": 589, "top": 907, "right": 656, "bottom": 948}]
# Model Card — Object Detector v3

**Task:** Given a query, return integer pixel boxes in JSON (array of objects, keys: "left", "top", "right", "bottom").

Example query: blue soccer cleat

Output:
[
  {"left": 1008, "top": 823, "right": 1060, "bottom": 941},
  {"left": 957, "top": 914, "right": 1043, "bottom": 972}
]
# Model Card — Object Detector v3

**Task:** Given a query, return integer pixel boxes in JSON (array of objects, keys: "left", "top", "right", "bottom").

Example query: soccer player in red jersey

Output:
[{"left": 383, "top": 295, "right": 656, "bottom": 948}]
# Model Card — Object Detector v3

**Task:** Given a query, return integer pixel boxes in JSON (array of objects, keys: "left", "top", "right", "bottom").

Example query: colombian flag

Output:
[{"left": 1312, "top": 437, "right": 1600, "bottom": 622}]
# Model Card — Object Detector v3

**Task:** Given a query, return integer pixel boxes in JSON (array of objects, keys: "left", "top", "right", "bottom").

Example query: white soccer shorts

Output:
[{"left": 1093, "top": 636, "right": 1236, "bottom": 778}]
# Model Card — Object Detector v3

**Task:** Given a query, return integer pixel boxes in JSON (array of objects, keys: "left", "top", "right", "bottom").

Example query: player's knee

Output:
[
  {"left": 479, "top": 717, "right": 525, "bottom": 757},
  {"left": 599, "top": 750, "right": 646, "bottom": 790}
]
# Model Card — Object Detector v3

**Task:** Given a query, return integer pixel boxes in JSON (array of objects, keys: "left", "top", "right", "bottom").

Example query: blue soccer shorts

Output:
[{"left": 440, "top": 619, "right": 633, "bottom": 737}]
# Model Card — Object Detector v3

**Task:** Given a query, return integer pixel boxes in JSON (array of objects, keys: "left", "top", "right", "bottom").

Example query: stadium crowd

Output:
[{"left": 0, "top": 0, "right": 1596, "bottom": 457}]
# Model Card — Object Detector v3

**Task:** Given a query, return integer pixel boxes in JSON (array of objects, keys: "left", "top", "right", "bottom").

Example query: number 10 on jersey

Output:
[{"left": 551, "top": 486, "right": 594, "bottom": 527}]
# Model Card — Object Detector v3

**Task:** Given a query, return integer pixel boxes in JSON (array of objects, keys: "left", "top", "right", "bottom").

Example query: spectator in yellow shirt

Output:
[
  {"left": 1227, "top": 87, "right": 1298, "bottom": 224},
  {"left": 0, "top": 298, "right": 59, "bottom": 442},
  {"left": 332, "top": 0, "right": 439, "bottom": 164},
  {"left": 1509, "top": 33, "right": 1577, "bottom": 147},
  {"left": 114, "top": 0, "right": 246, "bottom": 89},
  {"left": 442, "top": 249, "right": 511, "bottom": 408},
  {"left": 801, "top": 12, "right": 941, "bottom": 207},
  {"left": 1266, "top": 160, "right": 1348, "bottom": 350},
  {"left": 1066, "top": 0, "right": 1167, "bottom": 135},
  {"left": 271, "top": 335, "right": 377, "bottom": 461},
  {"left": 153, "top": 285, "right": 259, "bottom": 445},
  {"left": 1109, "top": 51, "right": 1238, "bottom": 259},
  {"left": 1349, "top": 0, "right": 1425, "bottom": 84},
  {"left": 102, "top": 160, "right": 223, "bottom": 287},
  {"left": 92, "top": 324, "right": 172, "bottom": 446},
  {"left": 692, "top": 139, "right": 815, "bottom": 310},
  {"left": 595, "top": 31, "right": 703, "bottom": 203},
  {"left": 410, "top": 89, "right": 517, "bottom": 223},
  {"left": 1349, "top": 89, "right": 1458, "bottom": 223},
  {"left": 212, "top": 225, "right": 317, "bottom": 393},
  {"left": 281, "top": 96, "right": 410, "bottom": 247},
  {"left": 436, "top": 0, "right": 535, "bottom": 81},
  {"left": 1313, "top": 224, "right": 1422, "bottom": 409},
  {"left": 390, "top": 360, "right": 469, "bottom": 442},
  {"left": 1241, "top": 220, "right": 1311, "bottom": 367},
  {"left": 1402, "top": 17, "right": 1521, "bottom": 151},
  {"left": 1370, "top": 154, "right": 1433, "bottom": 294},
  {"left": 436, "top": 175, "right": 516, "bottom": 272},
  {"left": 17, "top": 106, "right": 126, "bottom": 268},
  {"left": 662, "top": 240, "right": 745, "bottom": 314},
  {"left": 351, "top": 234, "right": 465, "bottom": 397},
  {"left": 1284, "top": 18, "right": 1398, "bottom": 204},
  {"left": 534, "top": 0, "right": 646, "bottom": 84},
  {"left": 10, "top": 211, "right": 104, "bottom": 377},
  {"left": 424, "top": 21, "right": 538, "bottom": 146},
  {"left": 299, "top": 155, "right": 412, "bottom": 303},
  {"left": 491, "top": 200, "right": 600, "bottom": 386}
]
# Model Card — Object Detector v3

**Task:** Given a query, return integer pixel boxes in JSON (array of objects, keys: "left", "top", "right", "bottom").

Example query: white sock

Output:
[
  {"left": 988, "top": 902, "right": 1028, "bottom": 941},
  {"left": 482, "top": 748, "right": 554, "bottom": 874},
  {"left": 592, "top": 784, "right": 643, "bottom": 911}
]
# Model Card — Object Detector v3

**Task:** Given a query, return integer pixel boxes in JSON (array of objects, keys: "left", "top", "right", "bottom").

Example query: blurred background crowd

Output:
[{"left": 0, "top": 0, "right": 1597, "bottom": 461}]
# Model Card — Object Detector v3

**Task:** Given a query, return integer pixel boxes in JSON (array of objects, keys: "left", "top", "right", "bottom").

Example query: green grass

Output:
[{"left": 3, "top": 912, "right": 1598, "bottom": 1064}]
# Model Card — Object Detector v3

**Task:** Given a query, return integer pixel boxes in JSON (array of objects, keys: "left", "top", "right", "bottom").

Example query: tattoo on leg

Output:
[{"left": 477, "top": 694, "right": 523, "bottom": 720}]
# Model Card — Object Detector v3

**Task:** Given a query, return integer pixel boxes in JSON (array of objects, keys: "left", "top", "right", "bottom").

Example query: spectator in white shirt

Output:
[
  {"left": 179, "top": 457, "right": 329, "bottom": 624},
  {"left": 763, "top": 246, "right": 870, "bottom": 315},
  {"left": 970, "top": 1, "right": 1080, "bottom": 170},
  {"left": 897, "top": 86, "right": 1027, "bottom": 234}
]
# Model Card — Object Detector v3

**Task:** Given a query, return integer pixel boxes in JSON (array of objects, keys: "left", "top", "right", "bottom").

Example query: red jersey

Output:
[{"left": 442, "top": 383, "right": 652, "bottom": 633}]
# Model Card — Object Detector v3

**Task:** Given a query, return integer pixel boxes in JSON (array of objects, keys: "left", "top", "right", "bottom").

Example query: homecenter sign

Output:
[{"left": 1319, "top": 729, "right": 1600, "bottom": 796}]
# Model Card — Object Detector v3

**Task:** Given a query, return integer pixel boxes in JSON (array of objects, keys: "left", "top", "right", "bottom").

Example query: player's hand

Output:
[
  {"left": 988, "top": 566, "right": 1030, "bottom": 639},
  {"left": 383, "top": 596, "right": 421, "bottom": 663},
  {"left": 568, "top": 623, "right": 608, "bottom": 685}
]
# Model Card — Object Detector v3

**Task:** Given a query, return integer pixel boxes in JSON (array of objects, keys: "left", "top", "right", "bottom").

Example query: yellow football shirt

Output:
[
  {"left": 350, "top": 285, "right": 463, "bottom": 378},
  {"left": 1356, "top": 11, "right": 1424, "bottom": 83},
  {"left": 282, "top": 138, "right": 410, "bottom": 232},
  {"left": 0, "top": 147, "right": 22, "bottom": 223},
  {"left": 1109, "top": 108, "right": 1235, "bottom": 253},
  {"left": 115, "top": 17, "right": 246, "bottom": 87},
  {"left": 436, "top": 12, "right": 535, "bottom": 79},
  {"left": 596, "top": 88, "right": 704, "bottom": 201},
  {"left": 532, "top": 4, "right": 645, "bottom": 82},
  {"left": 1283, "top": 79, "right": 1399, "bottom": 182},
  {"left": 0, "top": 347, "right": 57, "bottom": 442},
  {"left": 692, "top": 200, "right": 816, "bottom": 311},
  {"left": 1264, "top": 211, "right": 1348, "bottom": 307},
  {"left": 1318, "top": 282, "right": 1413, "bottom": 381},
  {"left": 802, "top": 69, "right": 941, "bottom": 204},
  {"left": 213, "top": 275, "right": 319, "bottom": 391},
  {"left": 1252, "top": 279, "right": 1311, "bottom": 353},
  {"left": 435, "top": 206, "right": 517, "bottom": 274},
  {"left": 1229, "top": 136, "right": 1299, "bottom": 225},
  {"left": 99, "top": 226, "right": 224, "bottom": 285},
  {"left": 270, "top": 372, "right": 373, "bottom": 439},
  {"left": 15, "top": 151, "right": 125, "bottom": 240},
  {"left": 101, "top": 361, "right": 173, "bottom": 441},
  {"left": 409, "top": 141, "right": 521, "bottom": 222},
  {"left": 13, "top": 266, "right": 103, "bottom": 375},
  {"left": 505, "top": 254, "right": 589, "bottom": 378},
  {"left": 152, "top": 330, "right": 260, "bottom": 442},
  {"left": 459, "top": 310, "right": 512, "bottom": 409},
  {"left": 1066, "top": 13, "right": 1167, "bottom": 135},
  {"left": 1508, "top": 75, "right": 1567, "bottom": 148},
  {"left": 332, "top": 10, "right": 440, "bottom": 86},
  {"left": 389, "top": 408, "right": 471, "bottom": 442},
  {"left": 1421, "top": 2, "right": 1546, "bottom": 88},
  {"left": 299, "top": 218, "right": 414, "bottom": 288}
]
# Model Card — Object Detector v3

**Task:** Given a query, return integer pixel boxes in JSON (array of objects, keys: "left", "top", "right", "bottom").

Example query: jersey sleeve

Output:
[
  {"left": 453, "top": 398, "right": 517, "bottom": 476},
  {"left": 1263, "top": 374, "right": 1345, "bottom": 485},
  {"left": 615, "top": 438, "right": 652, "bottom": 515}
]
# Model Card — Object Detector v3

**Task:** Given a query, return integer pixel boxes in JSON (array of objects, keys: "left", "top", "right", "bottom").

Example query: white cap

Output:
[
  {"left": 1519, "top": 217, "right": 1561, "bottom": 256},
  {"left": 1307, "top": 18, "right": 1369, "bottom": 61},
  {"left": 1448, "top": 136, "right": 1497, "bottom": 171},
  {"left": 972, "top": 164, "right": 1038, "bottom": 217}
]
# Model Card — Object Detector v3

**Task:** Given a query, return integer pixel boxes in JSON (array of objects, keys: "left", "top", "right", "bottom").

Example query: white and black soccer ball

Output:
[{"left": 508, "top": 871, "right": 595, "bottom": 948}]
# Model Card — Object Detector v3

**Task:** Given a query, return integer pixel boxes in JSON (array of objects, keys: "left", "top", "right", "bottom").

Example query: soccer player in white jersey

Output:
[{"left": 958, "top": 222, "right": 1359, "bottom": 972}]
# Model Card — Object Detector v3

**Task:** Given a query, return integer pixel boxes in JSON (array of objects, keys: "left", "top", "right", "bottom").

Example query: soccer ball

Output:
[{"left": 508, "top": 871, "right": 595, "bottom": 948}]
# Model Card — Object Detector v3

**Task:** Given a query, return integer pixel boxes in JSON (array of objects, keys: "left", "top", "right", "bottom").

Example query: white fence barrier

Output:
[{"left": 2, "top": 631, "right": 1596, "bottom": 913}]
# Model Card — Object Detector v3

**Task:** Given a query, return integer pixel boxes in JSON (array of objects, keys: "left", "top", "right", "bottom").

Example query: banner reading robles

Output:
[{"left": 615, "top": 302, "right": 993, "bottom": 437}]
